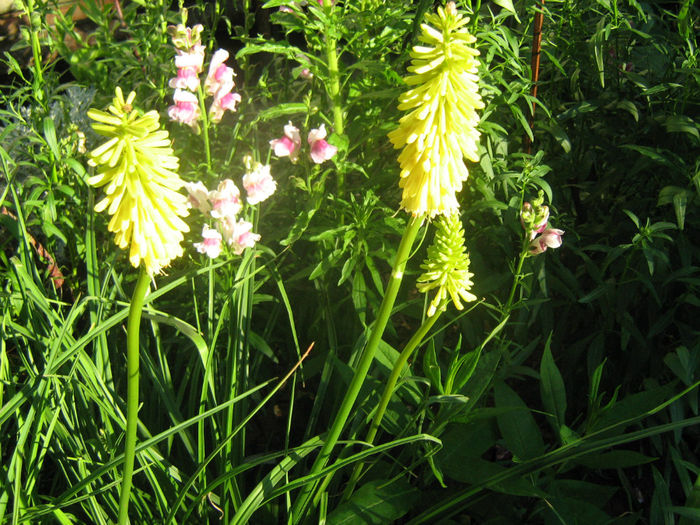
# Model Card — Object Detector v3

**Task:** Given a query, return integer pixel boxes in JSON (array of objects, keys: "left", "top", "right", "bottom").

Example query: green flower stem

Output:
[
  {"left": 322, "top": 0, "right": 345, "bottom": 194},
  {"left": 504, "top": 241, "right": 529, "bottom": 314},
  {"left": 343, "top": 308, "right": 443, "bottom": 499},
  {"left": 196, "top": 85, "right": 212, "bottom": 171},
  {"left": 23, "top": 0, "right": 45, "bottom": 106},
  {"left": 290, "top": 214, "right": 424, "bottom": 522},
  {"left": 117, "top": 267, "right": 150, "bottom": 525}
]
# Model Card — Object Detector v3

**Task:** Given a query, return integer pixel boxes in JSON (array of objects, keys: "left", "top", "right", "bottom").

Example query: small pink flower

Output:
[
  {"left": 279, "top": 5, "right": 294, "bottom": 13},
  {"left": 168, "top": 89, "right": 200, "bottom": 128},
  {"left": 270, "top": 122, "right": 301, "bottom": 162},
  {"left": 300, "top": 68, "right": 313, "bottom": 79},
  {"left": 169, "top": 66, "right": 200, "bottom": 91},
  {"left": 194, "top": 225, "right": 223, "bottom": 259},
  {"left": 529, "top": 228, "right": 564, "bottom": 255},
  {"left": 308, "top": 124, "right": 337, "bottom": 164},
  {"left": 204, "top": 49, "right": 235, "bottom": 96},
  {"left": 209, "top": 179, "right": 242, "bottom": 219},
  {"left": 184, "top": 181, "right": 212, "bottom": 214},
  {"left": 209, "top": 80, "right": 242, "bottom": 123},
  {"left": 243, "top": 164, "right": 276, "bottom": 205},
  {"left": 220, "top": 217, "right": 261, "bottom": 255}
]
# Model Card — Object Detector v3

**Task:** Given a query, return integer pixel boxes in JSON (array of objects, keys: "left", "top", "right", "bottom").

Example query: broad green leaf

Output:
[
  {"left": 575, "top": 450, "right": 658, "bottom": 469},
  {"left": 540, "top": 336, "right": 567, "bottom": 433},
  {"left": 495, "top": 381, "right": 545, "bottom": 461},
  {"left": 651, "top": 467, "right": 674, "bottom": 525},
  {"left": 327, "top": 479, "right": 419, "bottom": 525}
]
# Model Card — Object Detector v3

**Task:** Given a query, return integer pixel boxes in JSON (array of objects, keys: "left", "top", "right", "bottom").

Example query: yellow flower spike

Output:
[
  {"left": 417, "top": 213, "right": 476, "bottom": 317},
  {"left": 87, "top": 87, "right": 190, "bottom": 275},
  {"left": 388, "top": 1, "right": 483, "bottom": 217}
]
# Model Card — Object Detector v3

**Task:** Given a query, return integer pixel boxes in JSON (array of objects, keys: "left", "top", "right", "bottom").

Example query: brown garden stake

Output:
[{"left": 525, "top": 0, "right": 545, "bottom": 154}]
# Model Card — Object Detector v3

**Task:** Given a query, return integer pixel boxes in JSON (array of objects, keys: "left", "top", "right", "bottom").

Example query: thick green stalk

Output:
[
  {"left": 118, "top": 267, "right": 150, "bottom": 524},
  {"left": 290, "top": 214, "right": 424, "bottom": 522},
  {"left": 343, "top": 309, "right": 443, "bottom": 498}
]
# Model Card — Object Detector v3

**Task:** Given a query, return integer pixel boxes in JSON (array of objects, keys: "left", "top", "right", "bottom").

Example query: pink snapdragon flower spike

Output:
[
  {"left": 270, "top": 122, "right": 302, "bottom": 162},
  {"left": 209, "top": 179, "right": 242, "bottom": 219},
  {"left": 194, "top": 225, "right": 223, "bottom": 259},
  {"left": 169, "top": 45, "right": 205, "bottom": 91},
  {"left": 184, "top": 181, "right": 212, "bottom": 214},
  {"left": 243, "top": 163, "right": 276, "bottom": 205},
  {"left": 168, "top": 89, "right": 200, "bottom": 128},
  {"left": 205, "top": 49, "right": 235, "bottom": 96},
  {"left": 529, "top": 228, "right": 564, "bottom": 255},
  {"left": 221, "top": 217, "right": 261, "bottom": 255},
  {"left": 308, "top": 124, "right": 337, "bottom": 164}
]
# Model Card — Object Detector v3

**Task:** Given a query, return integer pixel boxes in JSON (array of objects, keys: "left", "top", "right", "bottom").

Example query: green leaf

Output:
[
  {"left": 651, "top": 467, "right": 674, "bottom": 525},
  {"left": 495, "top": 381, "right": 545, "bottom": 461},
  {"left": 543, "top": 123, "right": 572, "bottom": 153},
  {"left": 575, "top": 450, "right": 658, "bottom": 469},
  {"left": 662, "top": 115, "right": 699, "bottom": 139},
  {"left": 327, "top": 479, "right": 418, "bottom": 525},
  {"left": 491, "top": 0, "right": 521, "bottom": 22},
  {"left": 42, "top": 117, "right": 60, "bottom": 158},
  {"left": 422, "top": 341, "right": 443, "bottom": 394},
  {"left": 255, "top": 103, "right": 308, "bottom": 122},
  {"left": 540, "top": 336, "right": 567, "bottom": 433}
]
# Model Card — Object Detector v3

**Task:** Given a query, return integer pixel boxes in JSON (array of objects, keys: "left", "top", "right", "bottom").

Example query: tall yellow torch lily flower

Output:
[
  {"left": 87, "top": 87, "right": 190, "bottom": 275},
  {"left": 388, "top": 1, "right": 483, "bottom": 217}
]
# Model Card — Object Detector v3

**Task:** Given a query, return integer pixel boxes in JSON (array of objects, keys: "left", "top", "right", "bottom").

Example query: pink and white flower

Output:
[
  {"left": 168, "top": 89, "right": 200, "bottom": 128},
  {"left": 270, "top": 122, "right": 301, "bottom": 162},
  {"left": 220, "top": 217, "right": 261, "bottom": 255},
  {"left": 243, "top": 163, "right": 276, "bottom": 205},
  {"left": 308, "top": 124, "right": 337, "bottom": 164},
  {"left": 204, "top": 49, "right": 235, "bottom": 96},
  {"left": 209, "top": 79, "right": 242, "bottom": 123},
  {"left": 529, "top": 228, "right": 564, "bottom": 255},
  {"left": 169, "top": 45, "right": 205, "bottom": 91},
  {"left": 300, "top": 68, "right": 313, "bottom": 79},
  {"left": 209, "top": 179, "right": 242, "bottom": 219},
  {"left": 184, "top": 181, "right": 212, "bottom": 214},
  {"left": 194, "top": 225, "right": 223, "bottom": 259}
]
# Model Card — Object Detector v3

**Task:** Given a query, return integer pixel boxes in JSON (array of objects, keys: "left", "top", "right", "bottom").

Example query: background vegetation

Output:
[{"left": 0, "top": 0, "right": 698, "bottom": 522}]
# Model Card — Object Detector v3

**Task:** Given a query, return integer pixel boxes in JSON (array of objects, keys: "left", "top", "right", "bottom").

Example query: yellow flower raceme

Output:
[
  {"left": 87, "top": 87, "right": 189, "bottom": 275},
  {"left": 417, "top": 213, "right": 476, "bottom": 317},
  {"left": 388, "top": 1, "right": 483, "bottom": 217}
]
